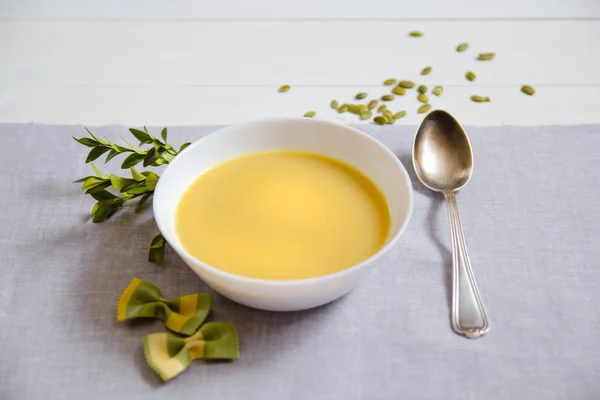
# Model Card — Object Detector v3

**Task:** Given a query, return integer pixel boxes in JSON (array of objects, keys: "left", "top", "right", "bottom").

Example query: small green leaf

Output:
[
  {"left": 135, "top": 192, "right": 153, "bottom": 213},
  {"left": 143, "top": 148, "right": 159, "bottom": 167},
  {"left": 90, "top": 190, "right": 119, "bottom": 201},
  {"left": 81, "top": 176, "right": 108, "bottom": 191},
  {"left": 130, "top": 167, "right": 146, "bottom": 181},
  {"left": 121, "top": 153, "right": 145, "bottom": 169},
  {"left": 148, "top": 233, "right": 166, "bottom": 264},
  {"left": 85, "top": 127, "right": 108, "bottom": 145},
  {"left": 129, "top": 128, "right": 153, "bottom": 144},
  {"left": 109, "top": 174, "right": 128, "bottom": 190},
  {"left": 119, "top": 178, "right": 141, "bottom": 193},
  {"left": 161, "top": 128, "right": 168, "bottom": 142},
  {"left": 92, "top": 201, "right": 122, "bottom": 223},
  {"left": 85, "top": 181, "right": 112, "bottom": 194},
  {"left": 145, "top": 172, "right": 159, "bottom": 191},
  {"left": 125, "top": 183, "right": 149, "bottom": 195},
  {"left": 73, "top": 137, "right": 100, "bottom": 147},
  {"left": 149, "top": 233, "right": 165, "bottom": 249},
  {"left": 86, "top": 146, "right": 110, "bottom": 163},
  {"left": 74, "top": 176, "right": 95, "bottom": 183},
  {"left": 122, "top": 138, "right": 146, "bottom": 154},
  {"left": 91, "top": 163, "right": 109, "bottom": 179},
  {"left": 105, "top": 149, "right": 120, "bottom": 163}
]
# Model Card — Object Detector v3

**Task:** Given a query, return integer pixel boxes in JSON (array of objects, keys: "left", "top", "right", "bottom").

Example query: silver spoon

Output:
[{"left": 412, "top": 109, "right": 490, "bottom": 339}]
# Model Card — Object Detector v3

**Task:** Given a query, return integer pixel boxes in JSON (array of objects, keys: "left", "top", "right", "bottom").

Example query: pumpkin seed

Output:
[
  {"left": 521, "top": 85, "right": 535, "bottom": 96},
  {"left": 409, "top": 31, "right": 423, "bottom": 37},
  {"left": 355, "top": 92, "right": 368, "bottom": 100},
  {"left": 465, "top": 71, "right": 476, "bottom": 82},
  {"left": 360, "top": 110, "right": 372, "bottom": 120},
  {"left": 373, "top": 116, "right": 387, "bottom": 125},
  {"left": 417, "top": 104, "right": 432, "bottom": 114},
  {"left": 381, "top": 94, "right": 395, "bottom": 101},
  {"left": 304, "top": 111, "right": 316, "bottom": 118},
  {"left": 398, "top": 80, "right": 416, "bottom": 89},
  {"left": 385, "top": 117, "right": 395, "bottom": 124},
  {"left": 347, "top": 104, "right": 361, "bottom": 114},
  {"left": 456, "top": 43, "right": 469, "bottom": 52},
  {"left": 377, "top": 104, "right": 387, "bottom": 113},
  {"left": 383, "top": 109, "right": 393, "bottom": 119},
  {"left": 330, "top": 100, "right": 339, "bottom": 109},
  {"left": 338, "top": 104, "right": 348, "bottom": 113},
  {"left": 417, "top": 85, "right": 427, "bottom": 94},
  {"left": 417, "top": 93, "right": 429, "bottom": 103},
  {"left": 368, "top": 100, "right": 378, "bottom": 109},
  {"left": 393, "top": 111, "right": 407, "bottom": 119},
  {"left": 477, "top": 53, "right": 496, "bottom": 61},
  {"left": 278, "top": 85, "right": 290, "bottom": 93},
  {"left": 432, "top": 86, "right": 444, "bottom": 96},
  {"left": 383, "top": 79, "right": 397, "bottom": 86},
  {"left": 392, "top": 86, "right": 406, "bottom": 96},
  {"left": 470, "top": 95, "right": 491, "bottom": 102},
  {"left": 421, "top": 66, "right": 432, "bottom": 76}
]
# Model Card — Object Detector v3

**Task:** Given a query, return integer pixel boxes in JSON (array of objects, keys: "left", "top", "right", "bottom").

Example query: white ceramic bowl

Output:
[{"left": 153, "top": 118, "right": 413, "bottom": 311}]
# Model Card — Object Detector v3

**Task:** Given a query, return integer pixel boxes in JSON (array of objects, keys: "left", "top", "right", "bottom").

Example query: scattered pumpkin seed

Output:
[
  {"left": 330, "top": 100, "right": 339, "bottom": 109},
  {"left": 385, "top": 117, "right": 395, "bottom": 124},
  {"left": 383, "top": 78, "right": 397, "bottom": 86},
  {"left": 417, "top": 85, "right": 428, "bottom": 94},
  {"left": 470, "top": 95, "right": 491, "bottom": 102},
  {"left": 432, "top": 86, "right": 444, "bottom": 96},
  {"left": 304, "top": 111, "right": 316, "bottom": 118},
  {"left": 338, "top": 104, "right": 348, "bottom": 113},
  {"left": 421, "top": 66, "right": 432, "bottom": 76},
  {"left": 393, "top": 111, "right": 407, "bottom": 119},
  {"left": 368, "top": 100, "right": 378, "bottom": 109},
  {"left": 383, "top": 109, "right": 393, "bottom": 119},
  {"left": 418, "top": 104, "right": 432, "bottom": 114},
  {"left": 373, "top": 116, "right": 387, "bottom": 125},
  {"left": 477, "top": 53, "right": 496, "bottom": 61},
  {"left": 381, "top": 94, "right": 395, "bottom": 101},
  {"left": 465, "top": 71, "right": 476, "bottom": 82},
  {"left": 278, "top": 85, "right": 290, "bottom": 93},
  {"left": 456, "top": 43, "right": 469, "bottom": 52},
  {"left": 347, "top": 104, "right": 361, "bottom": 114},
  {"left": 418, "top": 93, "right": 429, "bottom": 103},
  {"left": 398, "top": 80, "right": 416, "bottom": 89},
  {"left": 360, "top": 110, "right": 372, "bottom": 120},
  {"left": 377, "top": 104, "right": 387, "bottom": 113},
  {"left": 355, "top": 92, "right": 368, "bottom": 100},
  {"left": 392, "top": 86, "right": 406, "bottom": 96},
  {"left": 409, "top": 31, "right": 423, "bottom": 37},
  {"left": 521, "top": 85, "right": 535, "bottom": 96}
]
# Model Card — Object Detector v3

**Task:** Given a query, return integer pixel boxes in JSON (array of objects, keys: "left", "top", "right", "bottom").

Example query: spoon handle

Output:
[{"left": 444, "top": 192, "right": 490, "bottom": 338}]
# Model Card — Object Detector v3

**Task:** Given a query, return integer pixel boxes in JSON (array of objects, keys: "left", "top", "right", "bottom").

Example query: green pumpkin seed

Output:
[
  {"left": 381, "top": 94, "right": 395, "bottom": 101},
  {"left": 521, "top": 85, "right": 535, "bottom": 96},
  {"left": 398, "top": 80, "right": 416, "bottom": 89},
  {"left": 418, "top": 93, "right": 429, "bottom": 103},
  {"left": 373, "top": 116, "right": 387, "bottom": 125},
  {"left": 330, "top": 100, "right": 339, "bottom": 109},
  {"left": 304, "top": 111, "right": 316, "bottom": 118},
  {"left": 456, "top": 43, "right": 469, "bottom": 52},
  {"left": 432, "top": 86, "right": 444, "bottom": 96},
  {"left": 383, "top": 78, "right": 397, "bottom": 86},
  {"left": 377, "top": 104, "right": 387, "bottom": 113},
  {"left": 477, "top": 53, "right": 496, "bottom": 61},
  {"left": 409, "top": 31, "right": 423, "bottom": 37},
  {"left": 392, "top": 86, "right": 406, "bottom": 96},
  {"left": 470, "top": 95, "right": 491, "bottom": 102},
  {"left": 417, "top": 85, "right": 428, "bottom": 93},
  {"left": 360, "top": 110, "right": 373, "bottom": 120},
  {"left": 421, "top": 66, "right": 432, "bottom": 76},
  {"left": 465, "top": 71, "right": 476, "bottom": 82},
  {"left": 393, "top": 111, "right": 407, "bottom": 119},
  {"left": 383, "top": 109, "right": 393, "bottom": 119},
  {"left": 385, "top": 117, "right": 395, "bottom": 124},
  {"left": 278, "top": 85, "right": 290, "bottom": 93},
  {"left": 338, "top": 104, "right": 348, "bottom": 113},
  {"left": 368, "top": 100, "right": 378, "bottom": 109},
  {"left": 417, "top": 104, "right": 432, "bottom": 114},
  {"left": 347, "top": 104, "right": 361, "bottom": 114},
  {"left": 355, "top": 92, "right": 368, "bottom": 100}
]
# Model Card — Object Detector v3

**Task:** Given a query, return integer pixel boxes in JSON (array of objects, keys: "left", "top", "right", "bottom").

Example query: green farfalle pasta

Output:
[
  {"left": 117, "top": 277, "right": 212, "bottom": 336},
  {"left": 143, "top": 322, "right": 240, "bottom": 381}
]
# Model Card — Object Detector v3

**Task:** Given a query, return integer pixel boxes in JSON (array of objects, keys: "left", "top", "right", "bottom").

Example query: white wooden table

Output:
[{"left": 1, "top": 0, "right": 599, "bottom": 126}]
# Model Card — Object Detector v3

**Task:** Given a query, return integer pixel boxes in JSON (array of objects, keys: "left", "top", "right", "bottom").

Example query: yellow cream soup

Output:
[{"left": 176, "top": 151, "right": 390, "bottom": 280}]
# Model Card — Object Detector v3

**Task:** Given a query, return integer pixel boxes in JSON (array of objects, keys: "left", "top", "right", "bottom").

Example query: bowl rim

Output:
[{"left": 153, "top": 117, "right": 414, "bottom": 286}]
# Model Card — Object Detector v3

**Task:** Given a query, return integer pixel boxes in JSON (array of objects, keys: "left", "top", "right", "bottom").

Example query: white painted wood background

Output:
[{"left": 1, "top": 0, "right": 599, "bottom": 126}]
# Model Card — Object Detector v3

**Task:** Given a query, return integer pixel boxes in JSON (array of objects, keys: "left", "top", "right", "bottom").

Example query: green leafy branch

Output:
[{"left": 73, "top": 127, "right": 190, "bottom": 264}]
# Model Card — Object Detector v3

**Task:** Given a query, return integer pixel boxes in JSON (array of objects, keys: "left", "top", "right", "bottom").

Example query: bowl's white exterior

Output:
[{"left": 153, "top": 118, "right": 413, "bottom": 311}]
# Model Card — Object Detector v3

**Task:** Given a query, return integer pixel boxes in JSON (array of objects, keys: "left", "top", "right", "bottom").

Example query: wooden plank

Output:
[
  {"left": 1, "top": 86, "right": 597, "bottom": 125},
  {"left": 1, "top": 20, "right": 599, "bottom": 87},
  {"left": 1, "top": 0, "right": 599, "bottom": 19}
]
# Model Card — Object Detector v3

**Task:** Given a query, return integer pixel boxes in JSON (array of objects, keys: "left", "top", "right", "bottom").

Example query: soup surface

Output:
[{"left": 176, "top": 150, "right": 390, "bottom": 280}]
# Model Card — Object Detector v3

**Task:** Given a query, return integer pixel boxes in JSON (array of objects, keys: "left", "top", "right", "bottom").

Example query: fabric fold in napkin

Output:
[
  {"left": 143, "top": 321, "right": 240, "bottom": 381},
  {"left": 117, "top": 277, "right": 212, "bottom": 335}
]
